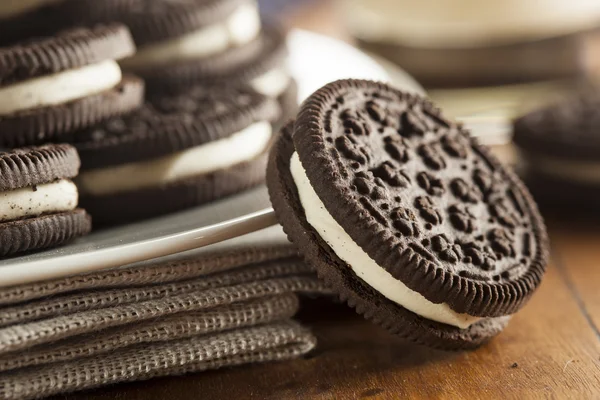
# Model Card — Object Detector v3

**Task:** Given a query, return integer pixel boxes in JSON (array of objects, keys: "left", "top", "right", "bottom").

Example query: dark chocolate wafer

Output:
[
  {"left": 0, "top": 210, "right": 91, "bottom": 257},
  {"left": 267, "top": 80, "right": 549, "bottom": 349},
  {"left": 0, "top": 144, "right": 91, "bottom": 257},
  {"left": 0, "top": 144, "right": 80, "bottom": 191}
]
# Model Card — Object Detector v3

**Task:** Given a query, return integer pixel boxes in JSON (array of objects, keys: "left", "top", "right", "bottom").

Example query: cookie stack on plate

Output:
[
  {"left": 0, "top": 0, "right": 292, "bottom": 231},
  {"left": 0, "top": 23, "right": 148, "bottom": 254}
]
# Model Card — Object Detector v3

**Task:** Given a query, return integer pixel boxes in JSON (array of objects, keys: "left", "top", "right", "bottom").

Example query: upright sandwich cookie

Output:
[
  {"left": 0, "top": 24, "right": 144, "bottom": 148},
  {"left": 268, "top": 80, "right": 549, "bottom": 350},
  {"left": 74, "top": 85, "right": 280, "bottom": 226},
  {"left": 0, "top": 144, "right": 91, "bottom": 257},
  {"left": 514, "top": 89, "right": 600, "bottom": 209}
]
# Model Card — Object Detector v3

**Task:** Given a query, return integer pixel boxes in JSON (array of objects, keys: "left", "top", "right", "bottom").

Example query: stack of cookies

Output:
[
  {"left": 0, "top": 24, "right": 146, "bottom": 255},
  {"left": 268, "top": 79, "right": 549, "bottom": 349},
  {"left": 0, "top": 0, "right": 294, "bottom": 254}
]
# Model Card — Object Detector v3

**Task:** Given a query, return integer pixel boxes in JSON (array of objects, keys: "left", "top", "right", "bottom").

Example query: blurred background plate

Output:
[{"left": 0, "top": 29, "right": 424, "bottom": 288}]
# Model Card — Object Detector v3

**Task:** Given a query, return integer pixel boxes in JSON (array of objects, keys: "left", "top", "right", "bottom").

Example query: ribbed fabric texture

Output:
[{"left": 0, "top": 243, "right": 329, "bottom": 400}]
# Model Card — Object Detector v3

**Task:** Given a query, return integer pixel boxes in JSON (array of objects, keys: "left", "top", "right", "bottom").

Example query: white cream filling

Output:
[
  {"left": 77, "top": 121, "right": 272, "bottom": 196},
  {"left": 344, "top": 0, "right": 600, "bottom": 47},
  {"left": 121, "top": 1, "right": 261, "bottom": 69},
  {"left": 0, "top": 180, "right": 78, "bottom": 223},
  {"left": 0, "top": 60, "right": 122, "bottom": 116},
  {"left": 526, "top": 152, "right": 600, "bottom": 184},
  {"left": 250, "top": 67, "right": 292, "bottom": 97},
  {"left": 0, "top": 0, "right": 62, "bottom": 17},
  {"left": 290, "top": 152, "right": 480, "bottom": 329}
]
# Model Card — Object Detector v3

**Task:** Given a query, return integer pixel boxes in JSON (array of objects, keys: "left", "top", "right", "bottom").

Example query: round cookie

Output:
[
  {"left": 267, "top": 80, "right": 549, "bottom": 350},
  {"left": 0, "top": 24, "right": 144, "bottom": 148},
  {"left": 0, "top": 144, "right": 91, "bottom": 257},
  {"left": 73, "top": 84, "right": 280, "bottom": 226},
  {"left": 513, "top": 88, "right": 600, "bottom": 208}
]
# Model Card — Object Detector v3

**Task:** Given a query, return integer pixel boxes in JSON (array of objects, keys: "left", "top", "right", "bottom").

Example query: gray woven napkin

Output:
[{"left": 0, "top": 226, "right": 330, "bottom": 400}]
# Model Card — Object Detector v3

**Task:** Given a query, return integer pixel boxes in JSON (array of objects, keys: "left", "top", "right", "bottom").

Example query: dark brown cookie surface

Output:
[
  {"left": 0, "top": 24, "right": 135, "bottom": 86},
  {"left": 268, "top": 122, "right": 511, "bottom": 350},
  {"left": 74, "top": 84, "right": 279, "bottom": 170},
  {"left": 0, "top": 75, "right": 144, "bottom": 148},
  {"left": 273, "top": 80, "right": 548, "bottom": 319},
  {"left": 514, "top": 87, "right": 600, "bottom": 161},
  {"left": 0, "top": 209, "right": 91, "bottom": 257},
  {"left": 0, "top": 144, "right": 80, "bottom": 191}
]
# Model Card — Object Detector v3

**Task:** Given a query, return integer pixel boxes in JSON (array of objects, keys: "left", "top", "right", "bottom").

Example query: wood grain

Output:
[{"left": 548, "top": 221, "right": 600, "bottom": 338}]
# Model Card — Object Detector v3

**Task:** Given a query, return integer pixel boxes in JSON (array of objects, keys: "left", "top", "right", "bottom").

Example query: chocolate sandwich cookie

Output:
[
  {"left": 514, "top": 88, "right": 600, "bottom": 209},
  {"left": 0, "top": 144, "right": 91, "bottom": 257},
  {"left": 143, "top": 24, "right": 297, "bottom": 126},
  {"left": 74, "top": 85, "right": 280, "bottom": 226},
  {"left": 0, "top": 24, "right": 144, "bottom": 149},
  {"left": 268, "top": 80, "right": 549, "bottom": 350},
  {"left": 61, "top": 0, "right": 261, "bottom": 74}
]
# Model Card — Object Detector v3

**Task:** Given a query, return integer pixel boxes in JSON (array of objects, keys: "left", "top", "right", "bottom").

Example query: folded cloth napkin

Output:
[{"left": 0, "top": 226, "right": 329, "bottom": 400}]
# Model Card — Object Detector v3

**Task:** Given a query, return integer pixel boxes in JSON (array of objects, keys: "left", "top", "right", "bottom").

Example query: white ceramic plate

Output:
[{"left": 0, "top": 29, "right": 424, "bottom": 287}]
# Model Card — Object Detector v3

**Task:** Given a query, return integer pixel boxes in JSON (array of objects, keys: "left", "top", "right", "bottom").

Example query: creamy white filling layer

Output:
[
  {"left": 250, "top": 67, "right": 292, "bottom": 97},
  {"left": 344, "top": 0, "right": 600, "bottom": 47},
  {"left": 289, "top": 152, "right": 481, "bottom": 329},
  {"left": 0, "top": 0, "right": 61, "bottom": 17},
  {"left": 0, "top": 60, "right": 122, "bottom": 116},
  {"left": 121, "top": 1, "right": 261, "bottom": 69},
  {"left": 526, "top": 152, "right": 600, "bottom": 184},
  {"left": 78, "top": 121, "right": 272, "bottom": 196},
  {"left": 0, "top": 179, "right": 78, "bottom": 222}
]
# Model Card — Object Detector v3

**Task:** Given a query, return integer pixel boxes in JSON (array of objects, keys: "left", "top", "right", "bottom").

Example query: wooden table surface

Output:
[
  {"left": 62, "top": 3, "right": 600, "bottom": 399},
  {"left": 60, "top": 216, "right": 600, "bottom": 400}
]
